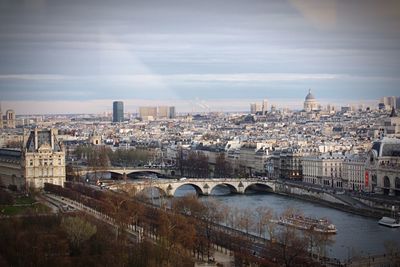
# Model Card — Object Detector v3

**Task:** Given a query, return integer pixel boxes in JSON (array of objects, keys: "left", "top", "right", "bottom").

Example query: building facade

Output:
[
  {"left": 342, "top": 155, "right": 367, "bottom": 192},
  {"left": 250, "top": 103, "right": 262, "bottom": 115},
  {"left": 139, "top": 106, "right": 176, "bottom": 120},
  {"left": 139, "top": 106, "right": 158, "bottom": 120},
  {"left": 0, "top": 128, "right": 66, "bottom": 190},
  {"left": 238, "top": 144, "right": 269, "bottom": 176},
  {"left": 272, "top": 147, "right": 318, "bottom": 180},
  {"left": 302, "top": 153, "right": 345, "bottom": 188},
  {"left": 113, "top": 101, "right": 124, "bottom": 122},
  {"left": 262, "top": 99, "right": 268, "bottom": 115},
  {"left": 158, "top": 106, "right": 176, "bottom": 119},
  {"left": 169, "top": 106, "right": 176, "bottom": 119}
]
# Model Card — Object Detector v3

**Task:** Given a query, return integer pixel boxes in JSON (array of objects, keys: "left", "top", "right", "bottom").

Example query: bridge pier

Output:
[
  {"left": 238, "top": 181, "right": 245, "bottom": 194},
  {"left": 203, "top": 183, "right": 210, "bottom": 195}
]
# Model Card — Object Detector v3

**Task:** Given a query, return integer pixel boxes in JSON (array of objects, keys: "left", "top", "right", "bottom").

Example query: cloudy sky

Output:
[{"left": 0, "top": 0, "right": 399, "bottom": 114}]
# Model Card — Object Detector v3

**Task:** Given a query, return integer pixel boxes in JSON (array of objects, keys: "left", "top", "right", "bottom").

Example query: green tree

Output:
[{"left": 61, "top": 216, "right": 97, "bottom": 254}]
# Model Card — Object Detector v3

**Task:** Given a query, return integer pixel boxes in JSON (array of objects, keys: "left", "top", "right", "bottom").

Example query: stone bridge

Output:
[
  {"left": 76, "top": 167, "right": 175, "bottom": 177},
  {"left": 109, "top": 178, "right": 276, "bottom": 197}
]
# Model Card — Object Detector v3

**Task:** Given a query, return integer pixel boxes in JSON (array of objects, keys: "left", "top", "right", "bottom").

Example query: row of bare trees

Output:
[
  {"left": 73, "top": 145, "right": 153, "bottom": 167},
  {"left": 176, "top": 150, "right": 234, "bottom": 178},
  {"left": 67, "top": 145, "right": 154, "bottom": 181},
  {"left": 0, "top": 208, "right": 198, "bottom": 267},
  {"left": 45, "top": 182, "right": 329, "bottom": 266},
  {"left": 45, "top": 182, "right": 200, "bottom": 266},
  {"left": 176, "top": 150, "right": 210, "bottom": 178}
]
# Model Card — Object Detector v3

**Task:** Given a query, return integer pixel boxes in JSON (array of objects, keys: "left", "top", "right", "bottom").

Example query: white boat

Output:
[
  {"left": 378, "top": 217, "right": 400, "bottom": 228},
  {"left": 379, "top": 206, "right": 400, "bottom": 228}
]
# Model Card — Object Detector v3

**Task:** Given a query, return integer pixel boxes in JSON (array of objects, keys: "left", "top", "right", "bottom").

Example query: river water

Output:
[{"left": 172, "top": 185, "right": 400, "bottom": 261}]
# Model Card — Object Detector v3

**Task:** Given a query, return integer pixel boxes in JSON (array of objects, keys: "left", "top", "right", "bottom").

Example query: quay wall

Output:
[
  {"left": 274, "top": 182, "right": 385, "bottom": 219},
  {"left": 275, "top": 182, "right": 348, "bottom": 205},
  {"left": 353, "top": 196, "right": 400, "bottom": 212}
]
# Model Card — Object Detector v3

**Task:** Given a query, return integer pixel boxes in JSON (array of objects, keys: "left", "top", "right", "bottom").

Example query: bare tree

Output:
[
  {"left": 273, "top": 208, "right": 310, "bottom": 266},
  {"left": 214, "top": 153, "right": 233, "bottom": 178},
  {"left": 255, "top": 206, "right": 276, "bottom": 240},
  {"left": 237, "top": 208, "right": 255, "bottom": 234}
]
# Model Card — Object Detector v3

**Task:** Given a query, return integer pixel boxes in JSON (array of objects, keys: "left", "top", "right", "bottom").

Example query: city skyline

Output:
[
  {"left": 0, "top": 97, "right": 390, "bottom": 116},
  {"left": 0, "top": 0, "right": 400, "bottom": 114}
]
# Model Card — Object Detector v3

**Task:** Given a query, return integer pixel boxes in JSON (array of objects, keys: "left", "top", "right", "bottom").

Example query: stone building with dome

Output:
[
  {"left": 366, "top": 137, "right": 400, "bottom": 196},
  {"left": 303, "top": 89, "right": 319, "bottom": 112}
]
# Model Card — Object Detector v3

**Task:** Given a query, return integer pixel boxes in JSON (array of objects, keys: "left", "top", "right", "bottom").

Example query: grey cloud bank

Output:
[{"left": 0, "top": 0, "right": 399, "bottom": 113}]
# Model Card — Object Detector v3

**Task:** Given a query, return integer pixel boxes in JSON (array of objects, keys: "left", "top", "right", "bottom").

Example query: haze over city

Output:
[{"left": 1, "top": 0, "right": 400, "bottom": 114}]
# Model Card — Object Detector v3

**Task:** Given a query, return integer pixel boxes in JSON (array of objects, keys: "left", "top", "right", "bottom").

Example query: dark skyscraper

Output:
[{"left": 113, "top": 101, "right": 124, "bottom": 122}]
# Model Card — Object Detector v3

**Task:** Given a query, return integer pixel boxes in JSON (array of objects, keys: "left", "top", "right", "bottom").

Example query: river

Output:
[{"left": 171, "top": 185, "right": 400, "bottom": 261}]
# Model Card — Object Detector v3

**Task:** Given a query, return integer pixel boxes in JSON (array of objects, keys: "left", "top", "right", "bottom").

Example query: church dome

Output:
[
  {"left": 303, "top": 89, "right": 319, "bottom": 112},
  {"left": 305, "top": 89, "right": 315, "bottom": 101}
]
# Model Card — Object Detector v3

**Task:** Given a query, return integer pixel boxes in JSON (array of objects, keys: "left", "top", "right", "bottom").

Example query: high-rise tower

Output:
[{"left": 113, "top": 101, "right": 124, "bottom": 122}]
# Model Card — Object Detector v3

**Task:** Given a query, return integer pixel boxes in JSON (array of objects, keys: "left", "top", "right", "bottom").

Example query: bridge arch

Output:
[
  {"left": 109, "top": 171, "right": 126, "bottom": 179},
  {"left": 81, "top": 170, "right": 113, "bottom": 180},
  {"left": 209, "top": 183, "right": 238, "bottom": 195},
  {"left": 172, "top": 183, "right": 204, "bottom": 196},
  {"left": 126, "top": 170, "right": 165, "bottom": 178},
  {"left": 244, "top": 182, "right": 273, "bottom": 193},
  {"left": 126, "top": 170, "right": 163, "bottom": 177}
]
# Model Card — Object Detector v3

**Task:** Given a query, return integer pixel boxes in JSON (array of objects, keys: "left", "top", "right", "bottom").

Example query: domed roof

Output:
[{"left": 305, "top": 89, "right": 316, "bottom": 101}]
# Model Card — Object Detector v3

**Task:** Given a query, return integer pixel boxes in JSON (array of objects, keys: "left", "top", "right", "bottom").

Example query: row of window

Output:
[
  {"left": 29, "top": 159, "right": 63, "bottom": 166},
  {"left": 26, "top": 168, "right": 64, "bottom": 177}
]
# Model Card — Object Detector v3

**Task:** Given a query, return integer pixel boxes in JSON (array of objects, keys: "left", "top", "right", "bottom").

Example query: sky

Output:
[{"left": 0, "top": 0, "right": 400, "bottom": 114}]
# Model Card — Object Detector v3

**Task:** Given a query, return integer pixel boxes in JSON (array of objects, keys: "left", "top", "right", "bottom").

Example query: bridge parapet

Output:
[
  {"left": 111, "top": 178, "right": 275, "bottom": 197},
  {"left": 76, "top": 167, "right": 174, "bottom": 177}
]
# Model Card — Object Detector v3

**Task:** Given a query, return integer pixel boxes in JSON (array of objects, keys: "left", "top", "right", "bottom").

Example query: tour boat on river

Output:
[
  {"left": 378, "top": 217, "right": 400, "bottom": 228},
  {"left": 273, "top": 214, "right": 337, "bottom": 234},
  {"left": 379, "top": 206, "right": 400, "bottom": 228}
]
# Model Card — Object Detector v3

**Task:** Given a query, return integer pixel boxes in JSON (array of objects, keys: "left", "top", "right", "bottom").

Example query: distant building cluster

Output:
[
  {"left": 250, "top": 99, "right": 268, "bottom": 115},
  {"left": 249, "top": 91, "right": 400, "bottom": 119},
  {"left": 378, "top": 96, "right": 400, "bottom": 111},
  {"left": 111, "top": 101, "right": 176, "bottom": 122},
  {"left": 0, "top": 93, "right": 399, "bottom": 198},
  {"left": 139, "top": 106, "right": 176, "bottom": 120},
  {"left": 0, "top": 109, "right": 16, "bottom": 129}
]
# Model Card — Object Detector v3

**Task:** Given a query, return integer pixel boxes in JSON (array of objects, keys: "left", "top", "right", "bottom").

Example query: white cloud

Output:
[
  {"left": 0, "top": 74, "right": 67, "bottom": 81},
  {"left": 4, "top": 72, "right": 400, "bottom": 85},
  {"left": 0, "top": 73, "right": 340, "bottom": 83}
]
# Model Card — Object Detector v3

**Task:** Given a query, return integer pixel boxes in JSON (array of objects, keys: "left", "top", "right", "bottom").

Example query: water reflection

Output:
[{"left": 173, "top": 185, "right": 400, "bottom": 260}]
